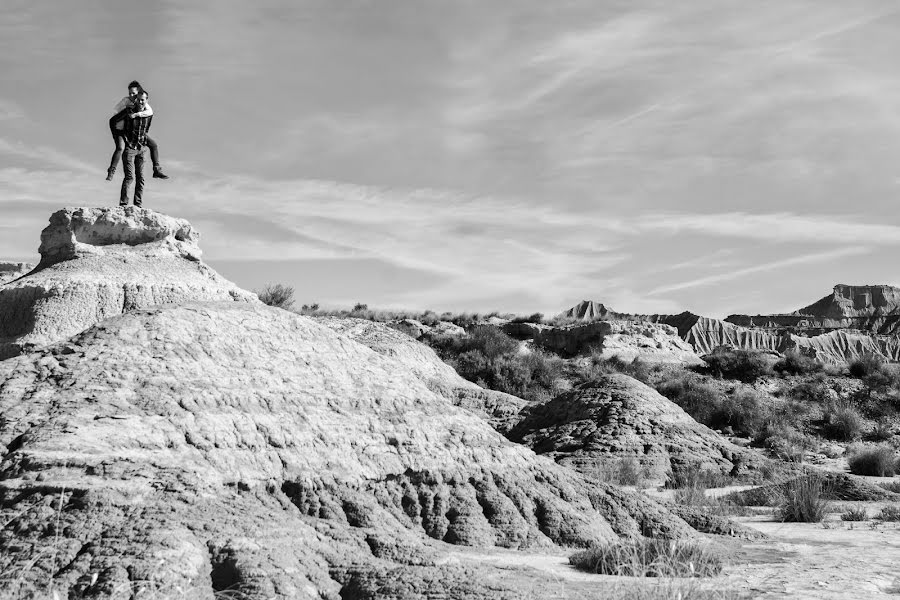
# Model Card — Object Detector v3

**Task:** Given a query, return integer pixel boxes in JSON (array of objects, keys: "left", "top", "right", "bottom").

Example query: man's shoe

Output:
[{"left": 152, "top": 168, "right": 169, "bottom": 179}]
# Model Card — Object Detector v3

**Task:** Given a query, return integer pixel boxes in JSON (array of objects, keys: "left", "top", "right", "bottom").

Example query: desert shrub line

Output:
[
  {"left": 846, "top": 444, "right": 900, "bottom": 477},
  {"left": 569, "top": 539, "right": 725, "bottom": 577}
]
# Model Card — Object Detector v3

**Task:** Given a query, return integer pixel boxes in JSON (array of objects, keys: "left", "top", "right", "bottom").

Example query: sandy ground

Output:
[{"left": 445, "top": 506, "right": 900, "bottom": 599}]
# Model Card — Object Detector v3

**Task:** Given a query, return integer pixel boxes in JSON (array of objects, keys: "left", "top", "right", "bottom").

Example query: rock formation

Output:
[
  {"left": 558, "top": 300, "right": 623, "bottom": 321},
  {"left": 0, "top": 262, "right": 32, "bottom": 285},
  {"left": 0, "top": 207, "right": 258, "bottom": 359},
  {"left": 507, "top": 374, "right": 763, "bottom": 479},
  {"left": 503, "top": 320, "right": 701, "bottom": 364},
  {"left": 0, "top": 302, "right": 697, "bottom": 599}
]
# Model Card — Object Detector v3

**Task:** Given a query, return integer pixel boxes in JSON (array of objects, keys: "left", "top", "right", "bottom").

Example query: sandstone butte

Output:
[
  {"left": 0, "top": 208, "right": 705, "bottom": 600},
  {"left": 559, "top": 297, "right": 900, "bottom": 364}
]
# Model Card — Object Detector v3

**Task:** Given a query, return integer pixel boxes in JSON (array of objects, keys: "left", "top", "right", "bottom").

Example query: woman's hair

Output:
[
  {"left": 139, "top": 89, "right": 149, "bottom": 99},
  {"left": 127, "top": 80, "right": 141, "bottom": 90}
]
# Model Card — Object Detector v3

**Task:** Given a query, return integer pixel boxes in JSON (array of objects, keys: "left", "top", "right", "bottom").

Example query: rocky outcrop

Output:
[
  {"left": 507, "top": 374, "right": 764, "bottom": 479},
  {"left": 558, "top": 300, "right": 623, "bottom": 321},
  {"left": 503, "top": 321, "right": 611, "bottom": 356},
  {"left": 0, "top": 302, "right": 697, "bottom": 598},
  {"left": 503, "top": 320, "right": 701, "bottom": 363},
  {"left": 0, "top": 262, "right": 32, "bottom": 285},
  {"left": 0, "top": 207, "right": 258, "bottom": 359}
]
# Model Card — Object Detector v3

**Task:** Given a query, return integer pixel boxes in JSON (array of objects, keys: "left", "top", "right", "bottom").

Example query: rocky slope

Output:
[
  {"left": 0, "top": 301, "right": 696, "bottom": 598},
  {"left": 0, "top": 207, "right": 257, "bottom": 359},
  {"left": 507, "top": 374, "right": 763, "bottom": 479}
]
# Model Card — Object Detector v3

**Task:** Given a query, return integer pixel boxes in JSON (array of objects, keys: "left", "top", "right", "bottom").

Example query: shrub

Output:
[
  {"left": 787, "top": 376, "right": 830, "bottom": 403},
  {"left": 773, "top": 351, "right": 823, "bottom": 376},
  {"left": 849, "top": 353, "right": 884, "bottom": 378},
  {"left": 777, "top": 474, "right": 830, "bottom": 522},
  {"left": 847, "top": 444, "right": 899, "bottom": 477},
  {"left": 509, "top": 312, "right": 544, "bottom": 324},
  {"left": 351, "top": 302, "right": 368, "bottom": 312},
  {"left": 569, "top": 539, "right": 725, "bottom": 577},
  {"left": 256, "top": 283, "right": 295, "bottom": 309},
  {"left": 702, "top": 349, "right": 771, "bottom": 383},
  {"left": 878, "top": 505, "right": 900, "bottom": 522},
  {"left": 821, "top": 402, "right": 864, "bottom": 441},
  {"left": 871, "top": 418, "right": 895, "bottom": 441},
  {"left": 840, "top": 507, "right": 868, "bottom": 521},
  {"left": 656, "top": 375, "right": 727, "bottom": 426}
]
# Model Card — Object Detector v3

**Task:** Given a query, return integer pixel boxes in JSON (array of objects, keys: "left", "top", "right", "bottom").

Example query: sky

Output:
[{"left": 2, "top": 1, "right": 900, "bottom": 318}]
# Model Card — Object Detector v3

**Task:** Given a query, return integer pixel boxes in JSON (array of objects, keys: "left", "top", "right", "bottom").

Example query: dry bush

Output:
[
  {"left": 586, "top": 457, "right": 664, "bottom": 488},
  {"left": 849, "top": 353, "right": 885, "bottom": 378},
  {"left": 847, "top": 444, "right": 900, "bottom": 477},
  {"left": 569, "top": 539, "right": 725, "bottom": 577},
  {"left": 773, "top": 351, "right": 823, "bottom": 376},
  {"left": 702, "top": 349, "right": 772, "bottom": 383},
  {"left": 821, "top": 401, "right": 865, "bottom": 441},
  {"left": 256, "top": 283, "right": 295, "bottom": 309},
  {"left": 878, "top": 480, "right": 900, "bottom": 493},
  {"left": 777, "top": 473, "right": 830, "bottom": 522}
]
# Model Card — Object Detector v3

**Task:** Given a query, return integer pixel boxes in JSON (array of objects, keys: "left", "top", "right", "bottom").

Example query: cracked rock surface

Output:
[{"left": 0, "top": 302, "right": 695, "bottom": 599}]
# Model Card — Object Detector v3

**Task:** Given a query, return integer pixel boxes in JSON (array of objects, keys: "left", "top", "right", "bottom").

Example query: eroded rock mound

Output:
[
  {"left": 507, "top": 374, "right": 763, "bottom": 478},
  {"left": 0, "top": 207, "right": 257, "bottom": 359},
  {"left": 317, "top": 316, "right": 527, "bottom": 432},
  {"left": 0, "top": 302, "right": 694, "bottom": 599}
]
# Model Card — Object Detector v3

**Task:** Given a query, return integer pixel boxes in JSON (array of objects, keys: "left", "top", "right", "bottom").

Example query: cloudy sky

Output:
[{"left": 2, "top": 1, "right": 900, "bottom": 317}]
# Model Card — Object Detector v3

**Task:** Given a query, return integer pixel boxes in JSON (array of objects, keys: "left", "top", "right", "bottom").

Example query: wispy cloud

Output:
[
  {"left": 639, "top": 212, "right": 900, "bottom": 245},
  {"left": 647, "top": 246, "right": 871, "bottom": 296}
]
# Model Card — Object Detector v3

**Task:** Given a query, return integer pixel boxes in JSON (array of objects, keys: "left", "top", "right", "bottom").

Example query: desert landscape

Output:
[{"left": 1, "top": 208, "right": 898, "bottom": 599}]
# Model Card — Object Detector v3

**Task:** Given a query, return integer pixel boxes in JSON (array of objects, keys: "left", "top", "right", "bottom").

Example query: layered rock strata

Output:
[
  {"left": 0, "top": 302, "right": 696, "bottom": 599},
  {"left": 0, "top": 207, "right": 257, "bottom": 359}
]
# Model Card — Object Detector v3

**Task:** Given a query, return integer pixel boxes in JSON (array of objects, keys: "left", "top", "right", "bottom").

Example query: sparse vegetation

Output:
[
  {"left": 576, "top": 351, "right": 654, "bottom": 384},
  {"left": 847, "top": 444, "right": 900, "bottom": 477},
  {"left": 569, "top": 539, "right": 725, "bottom": 577},
  {"left": 840, "top": 507, "right": 868, "bottom": 521},
  {"left": 702, "top": 348, "right": 772, "bottom": 383},
  {"left": 429, "top": 325, "right": 565, "bottom": 401},
  {"left": 821, "top": 401, "right": 864, "bottom": 441},
  {"left": 256, "top": 283, "right": 295, "bottom": 309},
  {"left": 777, "top": 474, "right": 830, "bottom": 522},
  {"left": 878, "top": 505, "right": 900, "bottom": 522},
  {"left": 849, "top": 353, "right": 884, "bottom": 378},
  {"left": 878, "top": 480, "right": 900, "bottom": 493},
  {"left": 773, "top": 351, "right": 823, "bottom": 376}
]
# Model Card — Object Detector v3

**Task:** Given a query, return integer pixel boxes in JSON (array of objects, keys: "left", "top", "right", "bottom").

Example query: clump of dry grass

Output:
[
  {"left": 569, "top": 539, "right": 726, "bottom": 577},
  {"left": 847, "top": 444, "right": 900, "bottom": 477},
  {"left": 776, "top": 473, "right": 831, "bottom": 523},
  {"left": 878, "top": 505, "right": 900, "bottom": 522},
  {"left": 839, "top": 506, "right": 868, "bottom": 521}
]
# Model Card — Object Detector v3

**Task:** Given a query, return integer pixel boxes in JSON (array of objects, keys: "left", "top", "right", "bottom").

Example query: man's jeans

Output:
[{"left": 120, "top": 146, "right": 146, "bottom": 207}]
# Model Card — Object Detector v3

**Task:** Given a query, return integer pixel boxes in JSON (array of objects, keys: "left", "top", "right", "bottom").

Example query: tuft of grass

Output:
[
  {"left": 878, "top": 504, "right": 900, "bottom": 522},
  {"left": 847, "top": 444, "right": 900, "bottom": 477},
  {"left": 255, "top": 283, "right": 295, "bottom": 309},
  {"left": 569, "top": 539, "right": 725, "bottom": 577},
  {"left": 777, "top": 473, "right": 830, "bottom": 522},
  {"left": 839, "top": 507, "right": 868, "bottom": 521}
]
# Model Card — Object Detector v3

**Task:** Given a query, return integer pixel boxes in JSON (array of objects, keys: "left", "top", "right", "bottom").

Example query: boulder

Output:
[
  {"left": 0, "top": 207, "right": 258, "bottom": 359},
  {"left": 507, "top": 374, "right": 765, "bottom": 479},
  {"left": 0, "top": 303, "right": 696, "bottom": 599},
  {"left": 387, "top": 318, "right": 430, "bottom": 339}
]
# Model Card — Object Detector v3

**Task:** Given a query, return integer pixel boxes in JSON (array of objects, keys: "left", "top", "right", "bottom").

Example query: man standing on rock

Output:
[{"left": 118, "top": 89, "right": 153, "bottom": 208}]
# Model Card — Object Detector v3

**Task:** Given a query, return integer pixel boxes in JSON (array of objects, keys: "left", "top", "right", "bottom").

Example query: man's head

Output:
[
  {"left": 134, "top": 90, "right": 149, "bottom": 109},
  {"left": 127, "top": 80, "right": 142, "bottom": 98}
]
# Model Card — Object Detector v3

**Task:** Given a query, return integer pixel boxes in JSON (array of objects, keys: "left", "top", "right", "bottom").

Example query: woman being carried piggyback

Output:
[{"left": 106, "top": 80, "right": 169, "bottom": 181}]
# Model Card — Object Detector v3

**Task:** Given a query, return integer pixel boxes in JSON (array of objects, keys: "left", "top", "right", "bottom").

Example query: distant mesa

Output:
[
  {"left": 0, "top": 207, "right": 257, "bottom": 359},
  {"left": 556, "top": 287, "right": 900, "bottom": 364}
]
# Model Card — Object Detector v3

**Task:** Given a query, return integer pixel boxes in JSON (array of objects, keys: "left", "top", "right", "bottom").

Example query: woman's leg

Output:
[
  {"left": 146, "top": 136, "right": 168, "bottom": 178},
  {"left": 107, "top": 134, "right": 125, "bottom": 180}
]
